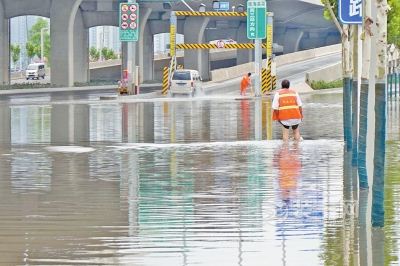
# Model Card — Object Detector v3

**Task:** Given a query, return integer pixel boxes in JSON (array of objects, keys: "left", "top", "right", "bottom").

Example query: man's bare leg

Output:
[
  {"left": 282, "top": 128, "right": 289, "bottom": 141},
  {"left": 293, "top": 128, "right": 302, "bottom": 141}
]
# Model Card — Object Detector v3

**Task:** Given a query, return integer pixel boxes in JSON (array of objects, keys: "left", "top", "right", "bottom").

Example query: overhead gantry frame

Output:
[{"left": 162, "top": 10, "right": 276, "bottom": 95}]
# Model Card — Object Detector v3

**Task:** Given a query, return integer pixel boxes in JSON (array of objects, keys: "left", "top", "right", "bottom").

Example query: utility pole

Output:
[
  {"left": 351, "top": 24, "right": 361, "bottom": 166},
  {"left": 358, "top": 0, "right": 374, "bottom": 190},
  {"left": 124, "top": 0, "right": 138, "bottom": 94},
  {"left": 371, "top": 0, "right": 388, "bottom": 228},
  {"left": 254, "top": 39, "right": 262, "bottom": 97},
  {"left": 40, "top": 27, "right": 49, "bottom": 62},
  {"left": 246, "top": 0, "right": 267, "bottom": 97}
]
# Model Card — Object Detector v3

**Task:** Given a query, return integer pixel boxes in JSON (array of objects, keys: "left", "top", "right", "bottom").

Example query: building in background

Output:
[
  {"left": 89, "top": 26, "right": 121, "bottom": 58},
  {"left": 154, "top": 33, "right": 184, "bottom": 55}
]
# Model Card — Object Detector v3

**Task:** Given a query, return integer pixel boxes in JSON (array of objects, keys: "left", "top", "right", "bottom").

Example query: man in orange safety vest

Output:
[{"left": 272, "top": 79, "right": 303, "bottom": 141}]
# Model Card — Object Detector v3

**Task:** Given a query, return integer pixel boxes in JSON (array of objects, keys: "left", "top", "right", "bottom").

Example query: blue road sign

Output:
[
  {"left": 219, "top": 2, "right": 230, "bottom": 11},
  {"left": 339, "top": 0, "right": 362, "bottom": 24}
]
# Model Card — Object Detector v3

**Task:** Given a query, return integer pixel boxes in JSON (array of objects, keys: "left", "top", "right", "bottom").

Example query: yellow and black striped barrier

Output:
[
  {"left": 272, "top": 75, "right": 277, "bottom": 90},
  {"left": 261, "top": 68, "right": 268, "bottom": 94},
  {"left": 262, "top": 59, "right": 273, "bottom": 94},
  {"left": 175, "top": 11, "right": 247, "bottom": 17},
  {"left": 162, "top": 67, "right": 169, "bottom": 95},
  {"left": 176, "top": 43, "right": 268, "bottom": 49}
]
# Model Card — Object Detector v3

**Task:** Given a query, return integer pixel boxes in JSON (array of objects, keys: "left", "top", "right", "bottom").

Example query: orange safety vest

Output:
[
  {"left": 272, "top": 89, "right": 302, "bottom": 121},
  {"left": 240, "top": 76, "right": 250, "bottom": 91}
]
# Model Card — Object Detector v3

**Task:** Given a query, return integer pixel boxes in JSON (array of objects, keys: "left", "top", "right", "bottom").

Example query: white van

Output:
[
  {"left": 26, "top": 63, "right": 46, "bottom": 80},
  {"left": 170, "top": 69, "right": 202, "bottom": 97}
]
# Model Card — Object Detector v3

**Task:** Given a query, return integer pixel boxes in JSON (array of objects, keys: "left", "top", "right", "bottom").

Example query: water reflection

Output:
[
  {"left": 0, "top": 93, "right": 345, "bottom": 146},
  {"left": 0, "top": 92, "right": 399, "bottom": 264}
]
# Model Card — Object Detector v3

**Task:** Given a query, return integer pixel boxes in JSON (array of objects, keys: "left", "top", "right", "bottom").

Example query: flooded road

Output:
[{"left": 0, "top": 91, "right": 399, "bottom": 265}]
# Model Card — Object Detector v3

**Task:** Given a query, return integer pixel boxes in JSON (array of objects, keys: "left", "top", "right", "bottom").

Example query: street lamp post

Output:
[{"left": 40, "top": 27, "right": 49, "bottom": 62}]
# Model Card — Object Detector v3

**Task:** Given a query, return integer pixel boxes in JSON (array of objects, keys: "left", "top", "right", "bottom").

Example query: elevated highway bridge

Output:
[{"left": 0, "top": 0, "right": 339, "bottom": 86}]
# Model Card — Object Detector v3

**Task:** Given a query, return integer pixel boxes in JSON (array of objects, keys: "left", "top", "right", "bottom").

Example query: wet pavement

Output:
[{"left": 0, "top": 91, "right": 399, "bottom": 265}]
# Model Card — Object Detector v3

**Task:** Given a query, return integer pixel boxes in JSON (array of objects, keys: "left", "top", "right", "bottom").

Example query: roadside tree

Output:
[{"left": 10, "top": 44, "right": 21, "bottom": 69}]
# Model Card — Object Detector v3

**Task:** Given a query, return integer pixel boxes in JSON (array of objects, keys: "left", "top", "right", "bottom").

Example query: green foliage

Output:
[
  {"left": 89, "top": 47, "right": 100, "bottom": 61},
  {"left": 321, "top": 0, "right": 338, "bottom": 21},
  {"left": 310, "top": 79, "right": 343, "bottom": 90},
  {"left": 25, "top": 42, "right": 36, "bottom": 62},
  {"left": 101, "top": 47, "right": 117, "bottom": 60},
  {"left": 10, "top": 44, "right": 21, "bottom": 65},
  {"left": 388, "top": 0, "right": 400, "bottom": 47},
  {"left": 26, "top": 18, "right": 50, "bottom": 62}
]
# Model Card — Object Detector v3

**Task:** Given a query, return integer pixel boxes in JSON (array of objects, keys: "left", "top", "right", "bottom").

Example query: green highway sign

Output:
[
  {"left": 119, "top": 3, "right": 139, "bottom": 42},
  {"left": 247, "top": 0, "right": 266, "bottom": 40}
]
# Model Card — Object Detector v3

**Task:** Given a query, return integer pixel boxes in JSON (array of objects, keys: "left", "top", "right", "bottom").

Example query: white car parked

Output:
[
  {"left": 25, "top": 63, "right": 46, "bottom": 80},
  {"left": 170, "top": 69, "right": 203, "bottom": 97}
]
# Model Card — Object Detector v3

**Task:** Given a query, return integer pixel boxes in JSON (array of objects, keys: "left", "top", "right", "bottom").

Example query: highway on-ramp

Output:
[{"left": 0, "top": 52, "right": 341, "bottom": 105}]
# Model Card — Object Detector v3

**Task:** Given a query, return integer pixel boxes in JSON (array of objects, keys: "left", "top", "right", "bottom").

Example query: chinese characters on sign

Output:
[
  {"left": 349, "top": 0, "right": 362, "bottom": 16},
  {"left": 248, "top": 8, "right": 256, "bottom": 38},
  {"left": 119, "top": 3, "right": 139, "bottom": 42},
  {"left": 246, "top": 1, "right": 266, "bottom": 39},
  {"left": 339, "top": 0, "right": 362, "bottom": 24}
]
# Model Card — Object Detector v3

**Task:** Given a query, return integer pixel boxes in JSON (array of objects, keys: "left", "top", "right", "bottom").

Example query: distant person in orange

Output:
[
  {"left": 240, "top": 72, "right": 252, "bottom": 96},
  {"left": 272, "top": 79, "right": 303, "bottom": 141}
]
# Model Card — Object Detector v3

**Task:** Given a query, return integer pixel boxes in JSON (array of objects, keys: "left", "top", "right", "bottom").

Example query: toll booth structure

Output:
[{"left": 162, "top": 11, "right": 276, "bottom": 96}]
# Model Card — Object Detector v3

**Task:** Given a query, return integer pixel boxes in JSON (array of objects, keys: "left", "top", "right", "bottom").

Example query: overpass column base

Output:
[
  {"left": 137, "top": 19, "right": 154, "bottom": 82},
  {"left": 133, "top": 7, "right": 153, "bottom": 83},
  {"left": 50, "top": 0, "right": 82, "bottom": 87},
  {"left": 74, "top": 9, "right": 89, "bottom": 84}
]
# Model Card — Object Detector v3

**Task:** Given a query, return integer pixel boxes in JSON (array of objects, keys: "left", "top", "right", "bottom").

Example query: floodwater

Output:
[{"left": 0, "top": 92, "right": 399, "bottom": 265}]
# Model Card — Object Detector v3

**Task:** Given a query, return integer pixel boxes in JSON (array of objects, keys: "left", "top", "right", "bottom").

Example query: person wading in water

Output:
[{"left": 272, "top": 79, "right": 303, "bottom": 141}]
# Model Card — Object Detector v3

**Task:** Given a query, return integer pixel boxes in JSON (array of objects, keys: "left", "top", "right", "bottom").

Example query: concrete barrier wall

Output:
[
  {"left": 89, "top": 59, "right": 121, "bottom": 69},
  {"left": 305, "top": 62, "right": 342, "bottom": 84},
  {"left": 275, "top": 44, "right": 341, "bottom": 67},
  {"left": 211, "top": 62, "right": 255, "bottom": 83},
  {"left": 211, "top": 44, "right": 341, "bottom": 82},
  {"left": 90, "top": 65, "right": 121, "bottom": 81}
]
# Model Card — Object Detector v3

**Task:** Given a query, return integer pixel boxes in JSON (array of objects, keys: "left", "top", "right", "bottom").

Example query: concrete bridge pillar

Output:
[
  {"left": 283, "top": 28, "right": 304, "bottom": 54},
  {"left": 236, "top": 22, "right": 253, "bottom": 65},
  {"left": 0, "top": 1, "right": 9, "bottom": 85},
  {"left": 74, "top": 9, "right": 89, "bottom": 84},
  {"left": 136, "top": 8, "right": 153, "bottom": 82},
  {"left": 121, "top": 42, "right": 128, "bottom": 76},
  {"left": 184, "top": 17, "right": 210, "bottom": 81},
  {"left": 50, "top": 0, "right": 82, "bottom": 87}
]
